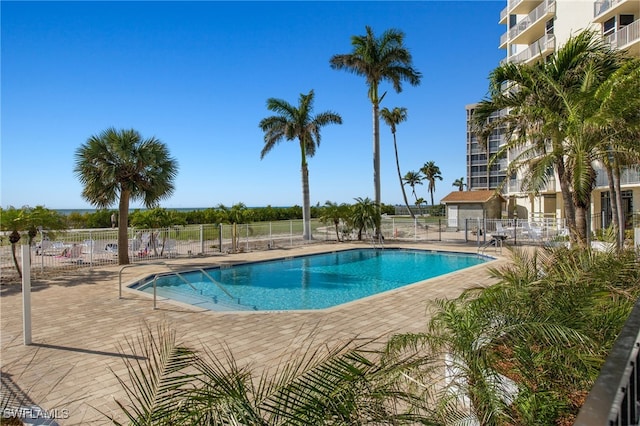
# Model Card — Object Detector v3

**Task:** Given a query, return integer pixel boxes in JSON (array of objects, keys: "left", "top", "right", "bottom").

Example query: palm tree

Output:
[
  {"left": 384, "top": 245, "right": 640, "bottom": 424},
  {"left": 350, "top": 197, "right": 378, "bottom": 240},
  {"left": 319, "top": 201, "right": 349, "bottom": 242},
  {"left": 74, "top": 128, "right": 178, "bottom": 265},
  {"left": 330, "top": 26, "right": 422, "bottom": 228},
  {"left": 452, "top": 177, "right": 466, "bottom": 191},
  {"left": 590, "top": 58, "right": 640, "bottom": 248},
  {"left": 414, "top": 197, "right": 426, "bottom": 217},
  {"left": 473, "top": 30, "right": 625, "bottom": 245},
  {"left": 0, "top": 205, "right": 67, "bottom": 278},
  {"left": 380, "top": 106, "right": 414, "bottom": 219},
  {"left": 112, "top": 322, "right": 429, "bottom": 425},
  {"left": 259, "top": 90, "right": 342, "bottom": 241},
  {"left": 402, "top": 170, "right": 423, "bottom": 204},
  {"left": 420, "top": 161, "right": 443, "bottom": 205}
]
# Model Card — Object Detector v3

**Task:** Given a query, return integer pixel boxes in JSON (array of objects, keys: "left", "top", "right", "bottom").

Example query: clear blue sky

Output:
[{"left": 1, "top": 1, "right": 504, "bottom": 210}]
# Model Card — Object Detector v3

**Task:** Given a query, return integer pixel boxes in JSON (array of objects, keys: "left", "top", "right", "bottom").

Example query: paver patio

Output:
[{"left": 1, "top": 242, "right": 509, "bottom": 425}]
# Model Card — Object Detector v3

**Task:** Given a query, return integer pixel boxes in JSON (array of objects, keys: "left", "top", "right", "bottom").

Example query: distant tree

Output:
[
  {"left": 320, "top": 201, "right": 350, "bottom": 242},
  {"left": 129, "top": 208, "right": 186, "bottom": 256},
  {"left": 414, "top": 197, "right": 425, "bottom": 216},
  {"left": 452, "top": 177, "right": 466, "bottom": 191},
  {"left": 350, "top": 197, "right": 378, "bottom": 240},
  {"left": 402, "top": 171, "right": 423, "bottom": 204},
  {"left": 0, "top": 205, "right": 67, "bottom": 278},
  {"left": 380, "top": 106, "right": 415, "bottom": 219},
  {"left": 259, "top": 90, "right": 342, "bottom": 241},
  {"left": 420, "top": 161, "right": 443, "bottom": 205},
  {"left": 217, "top": 203, "right": 249, "bottom": 253},
  {"left": 330, "top": 26, "right": 421, "bottom": 230},
  {"left": 74, "top": 128, "right": 178, "bottom": 265}
]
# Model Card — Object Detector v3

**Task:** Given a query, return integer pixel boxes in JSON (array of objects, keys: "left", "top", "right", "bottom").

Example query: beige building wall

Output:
[{"left": 554, "top": 1, "right": 598, "bottom": 44}]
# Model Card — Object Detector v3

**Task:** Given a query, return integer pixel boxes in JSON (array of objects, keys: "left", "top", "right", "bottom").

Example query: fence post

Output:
[
  {"left": 200, "top": 225, "right": 204, "bottom": 255},
  {"left": 88, "top": 230, "right": 93, "bottom": 267},
  {"left": 269, "top": 222, "right": 272, "bottom": 249},
  {"left": 218, "top": 224, "right": 223, "bottom": 253},
  {"left": 22, "top": 245, "right": 32, "bottom": 345},
  {"left": 438, "top": 219, "right": 442, "bottom": 241},
  {"left": 290, "top": 220, "right": 293, "bottom": 247}
]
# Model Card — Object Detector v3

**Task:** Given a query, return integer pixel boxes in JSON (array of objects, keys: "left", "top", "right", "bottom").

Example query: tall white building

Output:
[{"left": 468, "top": 0, "right": 640, "bottom": 228}]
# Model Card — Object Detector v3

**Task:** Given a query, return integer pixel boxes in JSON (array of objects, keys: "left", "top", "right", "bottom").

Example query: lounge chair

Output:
[
  {"left": 55, "top": 244, "right": 83, "bottom": 262},
  {"left": 495, "top": 221, "right": 508, "bottom": 237},
  {"left": 522, "top": 222, "right": 543, "bottom": 240}
]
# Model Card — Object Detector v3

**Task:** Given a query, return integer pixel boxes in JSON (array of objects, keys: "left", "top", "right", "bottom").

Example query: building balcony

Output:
[
  {"left": 604, "top": 19, "right": 640, "bottom": 56},
  {"left": 595, "top": 165, "right": 640, "bottom": 188},
  {"left": 507, "top": 178, "right": 556, "bottom": 194},
  {"left": 508, "top": 0, "right": 543, "bottom": 16},
  {"left": 594, "top": 0, "right": 640, "bottom": 22},
  {"left": 505, "top": 34, "right": 556, "bottom": 64},
  {"left": 500, "top": 0, "right": 555, "bottom": 48},
  {"left": 500, "top": 5, "right": 508, "bottom": 24}
]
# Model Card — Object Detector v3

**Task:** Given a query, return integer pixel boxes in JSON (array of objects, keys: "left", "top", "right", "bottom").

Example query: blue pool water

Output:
[{"left": 133, "top": 249, "right": 489, "bottom": 311}]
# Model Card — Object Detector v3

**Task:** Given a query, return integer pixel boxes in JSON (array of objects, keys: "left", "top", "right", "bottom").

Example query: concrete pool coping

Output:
[{"left": 1, "top": 242, "right": 510, "bottom": 425}]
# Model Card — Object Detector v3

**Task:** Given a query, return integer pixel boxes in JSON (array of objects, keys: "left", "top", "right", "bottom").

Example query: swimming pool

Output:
[{"left": 132, "top": 248, "right": 490, "bottom": 312}]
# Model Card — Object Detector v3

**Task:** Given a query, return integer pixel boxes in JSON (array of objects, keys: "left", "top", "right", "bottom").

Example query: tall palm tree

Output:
[
  {"left": 590, "top": 58, "right": 640, "bottom": 248},
  {"left": 473, "top": 30, "right": 625, "bottom": 245},
  {"left": 74, "top": 128, "right": 178, "bottom": 265},
  {"left": 259, "top": 90, "right": 342, "bottom": 241},
  {"left": 402, "top": 171, "right": 423, "bottom": 204},
  {"left": 380, "top": 106, "right": 414, "bottom": 219},
  {"left": 330, "top": 26, "right": 422, "bottom": 228},
  {"left": 420, "top": 161, "right": 443, "bottom": 205},
  {"left": 452, "top": 177, "right": 466, "bottom": 191}
]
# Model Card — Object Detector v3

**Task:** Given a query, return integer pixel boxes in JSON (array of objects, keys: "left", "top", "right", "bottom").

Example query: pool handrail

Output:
[
  {"left": 196, "top": 267, "right": 237, "bottom": 302},
  {"left": 120, "top": 262, "right": 247, "bottom": 309},
  {"left": 119, "top": 262, "right": 171, "bottom": 299}
]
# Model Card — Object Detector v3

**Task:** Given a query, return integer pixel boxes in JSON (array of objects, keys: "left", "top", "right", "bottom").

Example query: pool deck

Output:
[{"left": 0, "top": 242, "right": 510, "bottom": 425}]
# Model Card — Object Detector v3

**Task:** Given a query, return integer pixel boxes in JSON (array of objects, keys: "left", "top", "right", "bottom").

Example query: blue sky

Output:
[{"left": 1, "top": 1, "right": 504, "bottom": 210}]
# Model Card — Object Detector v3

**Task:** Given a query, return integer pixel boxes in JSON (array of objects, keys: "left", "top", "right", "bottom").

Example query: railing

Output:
[
  {"left": 594, "top": 0, "right": 624, "bottom": 18},
  {"left": 148, "top": 267, "right": 252, "bottom": 311},
  {"left": 509, "top": 34, "right": 555, "bottom": 64},
  {"left": 605, "top": 19, "right": 640, "bottom": 49},
  {"left": 465, "top": 218, "right": 567, "bottom": 247},
  {"left": 574, "top": 297, "right": 640, "bottom": 425},
  {"left": 595, "top": 165, "right": 640, "bottom": 188},
  {"left": 508, "top": 0, "right": 555, "bottom": 41}
]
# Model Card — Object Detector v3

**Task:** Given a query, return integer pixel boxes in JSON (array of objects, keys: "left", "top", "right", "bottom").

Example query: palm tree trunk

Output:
[
  {"left": 613, "top": 162, "right": 625, "bottom": 247},
  {"left": 575, "top": 205, "right": 589, "bottom": 246},
  {"left": 393, "top": 134, "right": 415, "bottom": 219},
  {"left": 301, "top": 163, "right": 312, "bottom": 240},
  {"left": 604, "top": 162, "right": 620, "bottom": 249},
  {"left": 118, "top": 190, "right": 131, "bottom": 265},
  {"left": 372, "top": 103, "right": 382, "bottom": 237},
  {"left": 10, "top": 243, "right": 22, "bottom": 279},
  {"left": 556, "top": 160, "right": 577, "bottom": 243}
]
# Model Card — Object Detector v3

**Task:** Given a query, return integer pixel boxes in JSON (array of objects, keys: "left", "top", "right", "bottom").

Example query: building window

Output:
[
  {"left": 620, "top": 14, "right": 635, "bottom": 27},
  {"left": 509, "top": 14, "right": 517, "bottom": 29},
  {"left": 545, "top": 18, "right": 554, "bottom": 35},
  {"left": 603, "top": 17, "right": 616, "bottom": 35}
]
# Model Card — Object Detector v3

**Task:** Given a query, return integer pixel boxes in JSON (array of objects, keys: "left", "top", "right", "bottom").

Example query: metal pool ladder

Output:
[{"left": 119, "top": 263, "right": 256, "bottom": 310}]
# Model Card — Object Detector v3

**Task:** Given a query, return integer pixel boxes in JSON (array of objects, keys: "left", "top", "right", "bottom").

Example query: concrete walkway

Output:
[{"left": 1, "top": 242, "right": 509, "bottom": 425}]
